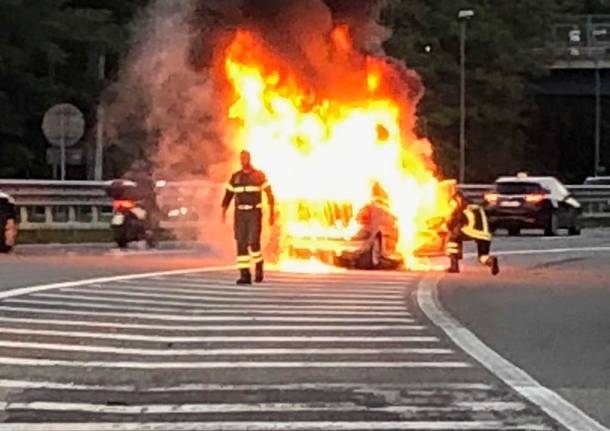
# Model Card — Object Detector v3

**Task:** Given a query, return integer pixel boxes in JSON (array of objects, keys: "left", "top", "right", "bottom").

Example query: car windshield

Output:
[{"left": 496, "top": 182, "right": 545, "bottom": 195}]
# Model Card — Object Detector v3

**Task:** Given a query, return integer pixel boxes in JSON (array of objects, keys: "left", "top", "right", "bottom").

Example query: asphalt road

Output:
[
  {"left": 441, "top": 228, "right": 610, "bottom": 429},
  {"left": 0, "top": 230, "right": 607, "bottom": 430}
]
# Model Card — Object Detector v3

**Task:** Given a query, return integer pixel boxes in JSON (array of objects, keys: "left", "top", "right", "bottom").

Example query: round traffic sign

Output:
[{"left": 42, "top": 103, "right": 85, "bottom": 147}]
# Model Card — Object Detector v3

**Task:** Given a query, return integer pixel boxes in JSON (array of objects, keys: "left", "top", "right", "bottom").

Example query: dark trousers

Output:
[
  {"left": 234, "top": 209, "right": 263, "bottom": 270},
  {"left": 447, "top": 231, "right": 492, "bottom": 265}
]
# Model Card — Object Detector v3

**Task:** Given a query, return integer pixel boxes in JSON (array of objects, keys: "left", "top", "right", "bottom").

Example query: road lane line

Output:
[
  {"left": 0, "top": 327, "right": 436, "bottom": 343},
  {"left": 0, "top": 400, "right": 527, "bottom": 414},
  {"left": 0, "top": 357, "right": 470, "bottom": 369},
  {"left": 418, "top": 275, "right": 609, "bottom": 431},
  {"left": 27, "top": 293, "right": 406, "bottom": 311},
  {"left": 0, "top": 380, "right": 493, "bottom": 392},
  {"left": 92, "top": 284, "right": 404, "bottom": 300},
  {"left": 4, "top": 299, "right": 411, "bottom": 316},
  {"left": 117, "top": 279, "right": 407, "bottom": 294},
  {"left": 59, "top": 287, "right": 403, "bottom": 305},
  {"left": 0, "top": 316, "right": 421, "bottom": 332},
  {"left": 0, "top": 422, "right": 551, "bottom": 430},
  {"left": 0, "top": 341, "right": 448, "bottom": 356},
  {"left": 0, "top": 306, "right": 415, "bottom": 322},
  {"left": 467, "top": 246, "right": 610, "bottom": 258},
  {"left": 0, "top": 266, "right": 232, "bottom": 300}
]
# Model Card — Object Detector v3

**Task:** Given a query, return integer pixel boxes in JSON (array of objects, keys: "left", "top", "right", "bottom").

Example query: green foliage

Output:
[
  {"left": 383, "top": 0, "right": 559, "bottom": 181},
  {"left": 0, "top": 0, "right": 145, "bottom": 178}
]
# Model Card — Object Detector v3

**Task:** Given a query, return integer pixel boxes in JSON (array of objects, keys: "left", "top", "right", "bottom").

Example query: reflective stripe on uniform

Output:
[
  {"left": 226, "top": 184, "right": 235, "bottom": 192},
  {"left": 236, "top": 255, "right": 250, "bottom": 269},
  {"left": 237, "top": 204, "right": 263, "bottom": 210},
  {"left": 261, "top": 182, "right": 270, "bottom": 190},
  {"left": 461, "top": 206, "right": 492, "bottom": 242},
  {"left": 233, "top": 186, "right": 262, "bottom": 193},
  {"left": 250, "top": 250, "right": 263, "bottom": 263},
  {"left": 479, "top": 255, "right": 491, "bottom": 264}
]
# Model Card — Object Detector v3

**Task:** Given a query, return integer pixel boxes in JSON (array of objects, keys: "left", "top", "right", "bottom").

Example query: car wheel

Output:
[
  {"left": 357, "top": 234, "right": 382, "bottom": 270},
  {"left": 544, "top": 213, "right": 559, "bottom": 236},
  {"left": 507, "top": 227, "right": 520, "bottom": 236}
]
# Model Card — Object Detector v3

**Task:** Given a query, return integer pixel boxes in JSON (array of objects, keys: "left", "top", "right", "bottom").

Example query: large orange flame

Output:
[{"left": 224, "top": 28, "right": 454, "bottom": 271}]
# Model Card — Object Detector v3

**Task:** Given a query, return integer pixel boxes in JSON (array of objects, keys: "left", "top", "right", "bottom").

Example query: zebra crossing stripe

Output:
[
  {"left": 30, "top": 292, "right": 406, "bottom": 311},
  {"left": 0, "top": 400, "right": 527, "bottom": 414},
  {"left": 59, "top": 287, "right": 404, "bottom": 306},
  {"left": 0, "top": 421, "right": 552, "bottom": 430},
  {"left": 5, "top": 299, "right": 411, "bottom": 316},
  {"left": 0, "top": 327, "right": 438, "bottom": 343},
  {"left": 0, "top": 316, "right": 422, "bottom": 331},
  {"left": 0, "top": 341, "right": 450, "bottom": 356},
  {"left": 0, "top": 357, "right": 471, "bottom": 369},
  {"left": 0, "top": 306, "right": 415, "bottom": 323}
]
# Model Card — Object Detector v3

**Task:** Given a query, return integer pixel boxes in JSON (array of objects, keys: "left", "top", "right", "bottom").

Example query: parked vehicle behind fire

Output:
[
  {"left": 0, "top": 192, "right": 18, "bottom": 253},
  {"left": 484, "top": 174, "right": 582, "bottom": 236}
]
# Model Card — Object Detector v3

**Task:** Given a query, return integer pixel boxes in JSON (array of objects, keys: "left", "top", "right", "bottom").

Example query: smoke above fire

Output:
[{"left": 106, "top": 0, "right": 430, "bottom": 180}]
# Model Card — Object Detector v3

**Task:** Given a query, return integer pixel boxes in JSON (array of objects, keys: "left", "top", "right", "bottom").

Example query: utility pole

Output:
[
  {"left": 458, "top": 9, "right": 474, "bottom": 183},
  {"left": 94, "top": 52, "right": 106, "bottom": 181},
  {"left": 595, "top": 64, "right": 601, "bottom": 177}
]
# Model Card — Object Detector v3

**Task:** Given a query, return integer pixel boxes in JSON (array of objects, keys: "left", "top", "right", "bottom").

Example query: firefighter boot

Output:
[
  {"left": 448, "top": 256, "right": 460, "bottom": 274},
  {"left": 255, "top": 262, "right": 264, "bottom": 283},
  {"left": 489, "top": 256, "right": 500, "bottom": 276},
  {"left": 236, "top": 269, "right": 252, "bottom": 285}
]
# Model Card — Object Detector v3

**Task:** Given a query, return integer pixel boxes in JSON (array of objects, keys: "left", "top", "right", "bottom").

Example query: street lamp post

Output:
[
  {"left": 458, "top": 9, "right": 474, "bottom": 183},
  {"left": 595, "top": 63, "right": 601, "bottom": 177}
]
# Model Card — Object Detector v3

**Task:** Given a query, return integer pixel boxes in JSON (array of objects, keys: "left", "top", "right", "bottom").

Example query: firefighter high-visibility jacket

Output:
[
  {"left": 221, "top": 168, "right": 275, "bottom": 212},
  {"left": 448, "top": 202, "right": 492, "bottom": 243}
]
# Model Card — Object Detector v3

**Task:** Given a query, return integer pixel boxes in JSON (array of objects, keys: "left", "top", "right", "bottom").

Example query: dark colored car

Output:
[
  {"left": 584, "top": 176, "right": 610, "bottom": 185},
  {"left": 0, "top": 191, "right": 18, "bottom": 253},
  {"left": 484, "top": 175, "right": 582, "bottom": 236}
]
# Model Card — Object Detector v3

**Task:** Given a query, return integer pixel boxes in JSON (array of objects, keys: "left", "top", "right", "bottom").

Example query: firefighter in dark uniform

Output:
[
  {"left": 446, "top": 191, "right": 500, "bottom": 275},
  {"left": 222, "top": 151, "right": 275, "bottom": 285}
]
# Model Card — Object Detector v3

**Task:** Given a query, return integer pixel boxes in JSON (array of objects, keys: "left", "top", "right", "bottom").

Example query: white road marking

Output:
[
  {"left": 0, "top": 379, "right": 493, "bottom": 392},
  {"left": 111, "top": 283, "right": 403, "bottom": 300},
  {"left": 0, "top": 422, "right": 551, "bottom": 431},
  {"left": 4, "top": 298, "right": 411, "bottom": 316},
  {"left": 0, "top": 306, "right": 415, "bottom": 323},
  {"left": 0, "top": 266, "right": 232, "bottom": 301},
  {"left": 26, "top": 293, "right": 406, "bottom": 311},
  {"left": 418, "top": 275, "right": 609, "bottom": 431},
  {"left": 0, "top": 327, "right": 436, "bottom": 343},
  {"left": 0, "top": 316, "right": 419, "bottom": 332},
  {"left": 0, "top": 341, "right": 448, "bottom": 356},
  {"left": 0, "top": 400, "right": 527, "bottom": 414},
  {"left": 471, "top": 246, "right": 610, "bottom": 258},
  {"left": 118, "top": 279, "right": 406, "bottom": 294},
  {"left": 59, "top": 287, "right": 403, "bottom": 306},
  {"left": 0, "top": 357, "right": 470, "bottom": 369}
]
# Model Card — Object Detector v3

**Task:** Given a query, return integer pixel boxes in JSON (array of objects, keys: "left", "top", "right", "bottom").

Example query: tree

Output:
[
  {"left": 0, "top": 0, "right": 145, "bottom": 178},
  {"left": 382, "top": 0, "right": 557, "bottom": 182}
]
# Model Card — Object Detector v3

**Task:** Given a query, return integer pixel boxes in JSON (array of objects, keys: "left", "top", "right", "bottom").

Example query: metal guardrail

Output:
[{"left": 1, "top": 180, "right": 609, "bottom": 231}]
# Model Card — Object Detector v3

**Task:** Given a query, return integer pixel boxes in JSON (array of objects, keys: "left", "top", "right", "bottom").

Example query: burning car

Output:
[{"left": 282, "top": 182, "right": 453, "bottom": 270}]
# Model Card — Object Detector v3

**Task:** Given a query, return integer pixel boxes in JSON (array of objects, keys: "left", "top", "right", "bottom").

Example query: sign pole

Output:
[
  {"left": 94, "top": 52, "right": 106, "bottom": 181},
  {"left": 60, "top": 112, "right": 66, "bottom": 181}
]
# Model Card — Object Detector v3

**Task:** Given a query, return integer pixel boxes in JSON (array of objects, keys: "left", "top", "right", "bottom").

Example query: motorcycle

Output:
[{"left": 106, "top": 180, "right": 157, "bottom": 249}]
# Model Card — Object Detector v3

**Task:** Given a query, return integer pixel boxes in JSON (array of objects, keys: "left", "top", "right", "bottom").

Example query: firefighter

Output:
[
  {"left": 446, "top": 191, "right": 500, "bottom": 275},
  {"left": 222, "top": 150, "right": 275, "bottom": 285}
]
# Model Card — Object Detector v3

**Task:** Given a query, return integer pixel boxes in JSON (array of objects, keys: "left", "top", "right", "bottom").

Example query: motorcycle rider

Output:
[{"left": 122, "top": 160, "right": 160, "bottom": 244}]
